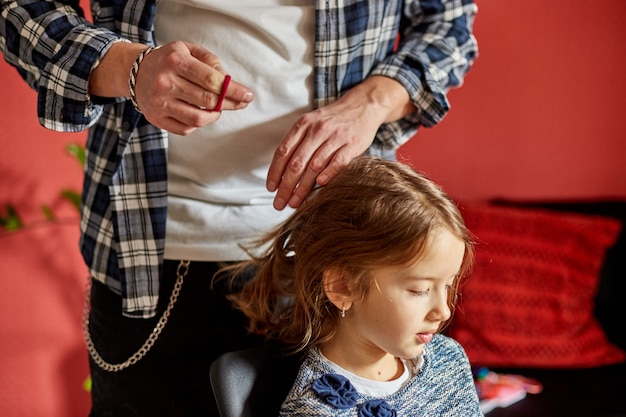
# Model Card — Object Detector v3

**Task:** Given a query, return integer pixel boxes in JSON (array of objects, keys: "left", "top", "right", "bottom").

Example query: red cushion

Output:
[{"left": 450, "top": 203, "right": 625, "bottom": 368}]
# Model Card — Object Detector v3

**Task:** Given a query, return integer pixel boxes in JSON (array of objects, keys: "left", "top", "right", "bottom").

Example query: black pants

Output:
[{"left": 88, "top": 261, "right": 263, "bottom": 417}]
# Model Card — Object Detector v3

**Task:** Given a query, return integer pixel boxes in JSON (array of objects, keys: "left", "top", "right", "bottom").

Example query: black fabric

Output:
[
  {"left": 88, "top": 260, "right": 266, "bottom": 417},
  {"left": 485, "top": 363, "right": 626, "bottom": 417},
  {"left": 60, "top": 0, "right": 85, "bottom": 17},
  {"left": 595, "top": 212, "right": 626, "bottom": 351}
]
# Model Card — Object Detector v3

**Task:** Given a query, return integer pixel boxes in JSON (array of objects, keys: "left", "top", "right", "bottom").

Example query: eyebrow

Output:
[{"left": 403, "top": 273, "right": 459, "bottom": 283}]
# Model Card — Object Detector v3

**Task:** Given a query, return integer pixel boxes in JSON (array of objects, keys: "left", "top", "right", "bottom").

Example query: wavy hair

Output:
[{"left": 225, "top": 156, "right": 474, "bottom": 353}]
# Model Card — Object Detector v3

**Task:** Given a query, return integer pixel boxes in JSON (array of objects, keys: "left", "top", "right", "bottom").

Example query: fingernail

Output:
[
  {"left": 267, "top": 180, "right": 276, "bottom": 191},
  {"left": 273, "top": 197, "right": 285, "bottom": 210},
  {"left": 288, "top": 196, "right": 301, "bottom": 208},
  {"left": 243, "top": 91, "right": 254, "bottom": 102},
  {"left": 317, "top": 174, "right": 328, "bottom": 185}
]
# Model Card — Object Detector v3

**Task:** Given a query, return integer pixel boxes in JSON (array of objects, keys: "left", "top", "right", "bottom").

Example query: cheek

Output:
[{"left": 358, "top": 295, "right": 417, "bottom": 334}]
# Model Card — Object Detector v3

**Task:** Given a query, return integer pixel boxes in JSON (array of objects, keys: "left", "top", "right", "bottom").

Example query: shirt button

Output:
[{"left": 122, "top": 121, "right": 131, "bottom": 131}]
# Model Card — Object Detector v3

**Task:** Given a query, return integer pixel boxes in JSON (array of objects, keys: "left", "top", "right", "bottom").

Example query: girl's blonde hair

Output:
[{"left": 227, "top": 156, "right": 473, "bottom": 353}]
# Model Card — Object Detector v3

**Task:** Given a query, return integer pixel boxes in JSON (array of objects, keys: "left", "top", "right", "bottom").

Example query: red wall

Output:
[{"left": 398, "top": 0, "right": 626, "bottom": 201}]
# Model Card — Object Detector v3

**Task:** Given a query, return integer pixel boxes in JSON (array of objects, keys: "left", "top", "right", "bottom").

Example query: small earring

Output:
[{"left": 340, "top": 306, "right": 346, "bottom": 318}]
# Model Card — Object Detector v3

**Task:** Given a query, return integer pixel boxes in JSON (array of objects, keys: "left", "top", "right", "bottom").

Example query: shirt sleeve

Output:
[
  {"left": 447, "top": 338, "right": 484, "bottom": 416},
  {"left": 1, "top": 0, "right": 125, "bottom": 132},
  {"left": 371, "top": 0, "right": 479, "bottom": 148}
]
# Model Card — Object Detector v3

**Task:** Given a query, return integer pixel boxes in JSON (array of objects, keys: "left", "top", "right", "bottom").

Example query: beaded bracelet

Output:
[{"left": 128, "top": 45, "right": 161, "bottom": 113}]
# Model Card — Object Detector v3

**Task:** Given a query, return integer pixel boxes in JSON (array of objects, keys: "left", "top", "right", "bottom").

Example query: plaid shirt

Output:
[{"left": 1, "top": 0, "right": 478, "bottom": 318}]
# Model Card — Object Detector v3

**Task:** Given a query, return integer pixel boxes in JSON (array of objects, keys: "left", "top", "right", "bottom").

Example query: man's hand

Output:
[
  {"left": 89, "top": 41, "right": 254, "bottom": 135},
  {"left": 266, "top": 75, "right": 415, "bottom": 210}
]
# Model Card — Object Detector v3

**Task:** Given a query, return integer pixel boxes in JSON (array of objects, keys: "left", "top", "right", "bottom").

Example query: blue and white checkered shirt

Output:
[{"left": 1, "top": 0, "right": 478, "bottom": 318}]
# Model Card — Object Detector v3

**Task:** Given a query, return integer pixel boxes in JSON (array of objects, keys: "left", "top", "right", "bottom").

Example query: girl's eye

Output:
[{"left": 410, "top": 289, "right": 430, "bottom": 296}]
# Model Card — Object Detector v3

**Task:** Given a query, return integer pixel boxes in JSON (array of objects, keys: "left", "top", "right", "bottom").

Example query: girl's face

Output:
[{"left": 345, "top": 227, "right": 465, "bottom": 362}]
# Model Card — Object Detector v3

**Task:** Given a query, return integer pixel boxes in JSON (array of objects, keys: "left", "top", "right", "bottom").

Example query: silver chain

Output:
[{"left": 82, "top": 260, "right": 190, "bottom": 372}]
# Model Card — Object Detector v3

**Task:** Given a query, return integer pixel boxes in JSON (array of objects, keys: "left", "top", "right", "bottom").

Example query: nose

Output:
[{"left": 427, "top": 288, "right": 451, "bottom": 323}]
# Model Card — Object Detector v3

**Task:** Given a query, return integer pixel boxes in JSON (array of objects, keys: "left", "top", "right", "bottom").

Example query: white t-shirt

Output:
[
  {"left": 318, "top": 350, "right": 424, "bottom": 397},
  {"left": 153, "top": 0, "right": 314, "bottom": 261}
]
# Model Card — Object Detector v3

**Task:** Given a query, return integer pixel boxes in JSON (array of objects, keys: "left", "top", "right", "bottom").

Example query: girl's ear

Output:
[{"left": 323, "top": 268, "right": 353, "bottom": 311}]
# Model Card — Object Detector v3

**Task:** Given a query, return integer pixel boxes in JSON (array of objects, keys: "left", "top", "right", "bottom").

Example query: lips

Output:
[{"left": 416, "top": 331, "right": 436, "bottom": 344}]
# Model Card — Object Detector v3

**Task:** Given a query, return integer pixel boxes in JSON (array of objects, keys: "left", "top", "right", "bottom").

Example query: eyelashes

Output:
[{"left": 409, "top": 285, "right": 454, "bottom": 297}]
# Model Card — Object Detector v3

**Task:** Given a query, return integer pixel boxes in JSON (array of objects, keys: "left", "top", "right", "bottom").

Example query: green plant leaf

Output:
[
  {"left": 41, "top": 204, "right": 55, "bottom": 221},
  {"left": 61, "top": 189, "right": 82, "bottom": 212},
  {"left": 66, "top": 143, "right": 86, "bottom": 168},
  {"left": 3, "top": 145, "right": 84, "bottom": 233},
  {"left": 0, "top": 204, "right": 23, "bottom": 231}
]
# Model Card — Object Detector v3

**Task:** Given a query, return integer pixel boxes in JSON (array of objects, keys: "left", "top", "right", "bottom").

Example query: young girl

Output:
[{"left": 228, "top": 156, "right": 482, "bottom": 416}]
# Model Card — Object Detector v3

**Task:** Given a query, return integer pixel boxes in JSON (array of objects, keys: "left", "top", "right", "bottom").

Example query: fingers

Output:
[
  {"left": 267, "top": 104, "right": 380, "bottom": 210},
  {"left": 132, "top": 41, "right": 254, "bottom": 134},
  {"left": 276, "top": 156, "right": 330, "bottom": 210},
  {"left": 271, "top": 147, "right": 353, "bottom": 210},
  {"left": 157, "top": 112, "right": 223, "bottom": 136},
  {"left": 165, "top": 47, "right": 252, "bottom": 110},
  {"left": 268, "top": 143, "right": 322, "bottom": 210},
  {"left": 137, "top": 70, "right": 225, "bottom": 134},
  {"left": 267, "top": 124, "right": 353, "bottom": 210},
  {"left": 167, "top": 71, "right": 247, "bottom": 113},
  {"left": 183, "top": 43, "right": 253, "bottom": 110}
]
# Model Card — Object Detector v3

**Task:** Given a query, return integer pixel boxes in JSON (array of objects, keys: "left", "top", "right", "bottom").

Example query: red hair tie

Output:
[{"left": 212, "top": 74, "right": 231, "bottom": 112}]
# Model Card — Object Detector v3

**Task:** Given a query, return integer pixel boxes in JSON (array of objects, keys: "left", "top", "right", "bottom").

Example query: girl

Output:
[{"left": 228, "top": 156, "right": 482, "bottom": 416}]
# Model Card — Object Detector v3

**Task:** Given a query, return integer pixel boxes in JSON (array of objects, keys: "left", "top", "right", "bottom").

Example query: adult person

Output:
[{"left": 1, "top": 1, "right": 478, "bottom": 416}]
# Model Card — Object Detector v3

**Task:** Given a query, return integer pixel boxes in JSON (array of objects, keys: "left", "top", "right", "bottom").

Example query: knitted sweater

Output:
[{"left": 280, "top": 334, "right": 483, "bottom": 416}]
